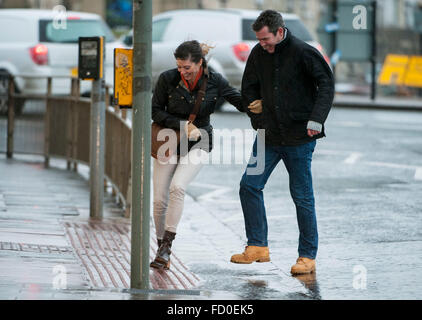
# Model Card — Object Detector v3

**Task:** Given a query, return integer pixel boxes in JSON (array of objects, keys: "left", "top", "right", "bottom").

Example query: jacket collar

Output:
[
  {"left": 274, "top": 27, "right": 290, "bottom": 53},
  {"left": 176, "top": 66, "right": 209, "bottom": 93},
  {"left": 257, "top": 27, "right": 291, "bottom": 55}
]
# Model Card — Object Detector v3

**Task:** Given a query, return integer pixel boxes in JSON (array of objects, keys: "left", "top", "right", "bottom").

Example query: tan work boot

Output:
[
  {"left": 291, "top": 257, "right": 316, "bottom": 275},
  {"left": 230, "top": 246, "right": 270, "bottom": 264}
]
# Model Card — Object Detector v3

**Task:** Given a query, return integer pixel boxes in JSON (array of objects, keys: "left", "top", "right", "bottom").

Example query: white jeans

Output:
[{"left": 152, "top": 148, "right": 207, "bottom": 239}]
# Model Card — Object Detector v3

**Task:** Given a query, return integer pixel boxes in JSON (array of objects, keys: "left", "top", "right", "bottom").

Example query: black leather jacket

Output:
[
  {"left": 242, "top": 28, "right": 335, "bottom": 146},
  {"left": 152, "top": 68, "right": 243, "bottom": 153}
]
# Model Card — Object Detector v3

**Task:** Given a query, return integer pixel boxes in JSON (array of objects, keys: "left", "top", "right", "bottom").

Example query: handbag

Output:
[{"left": 151, "top": 68, "right": 208, "bottom": 160}]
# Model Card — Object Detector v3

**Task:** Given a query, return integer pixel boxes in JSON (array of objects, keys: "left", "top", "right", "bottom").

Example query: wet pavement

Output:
[
  {"left": 181, "top": 107, "right": 422, "bottom": 300},
  {"left": 0, "top": 154, "right": 209, "bottom": 300},
  {"left": 1, "top": 106, "right": 422, "bottom": 300}
]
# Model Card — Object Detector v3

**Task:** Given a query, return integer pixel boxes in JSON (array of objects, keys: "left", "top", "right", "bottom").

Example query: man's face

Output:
[{"left": 255, "top": 26, "right": 284, "bottom": 54}]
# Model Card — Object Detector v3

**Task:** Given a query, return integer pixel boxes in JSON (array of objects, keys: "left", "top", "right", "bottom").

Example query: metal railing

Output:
[{"left": 3, "top": 74, "right": 133, "bottom": 217}]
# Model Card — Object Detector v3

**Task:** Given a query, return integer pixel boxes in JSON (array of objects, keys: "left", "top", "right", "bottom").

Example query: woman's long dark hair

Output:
[{"left": 173, "top": 40, "right": 213, "bottom": 68}]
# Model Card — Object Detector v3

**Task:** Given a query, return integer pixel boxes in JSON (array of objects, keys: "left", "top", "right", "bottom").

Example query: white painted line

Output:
[
  {"left": 221, "top": 215, "right": 244, "bottom": 223},
  {"left": 364, "top": 161, "right": 422, "bottom": 181},
  {"left": 331, "top": 121, "right": 364, "bottom": 128},
  {"left": 199, "top": 199, "right": 240, "bottom": 205},
  {"left": 316, "top": 149, "right": 348, "bottom": 156},
  {"left": 414, "top": 168, "right": 422, "bottom": 181},
  {"left": 190, "top": 182, "right": 229, "bottom": 189},
  {"left": 196, "top": 187, "right": 233, "bottom": 201},
  {"left": 364, "top": 161, "right": 417, "bottom": 170},
  {"left": 344, "top": 152, "right": 363, "bottom": 164},
  {"left": 372, "top": 123, "right": 422, "bottom": 132},
  {"left": 222, "top": 214, "right": 294, "bottom": 223}
]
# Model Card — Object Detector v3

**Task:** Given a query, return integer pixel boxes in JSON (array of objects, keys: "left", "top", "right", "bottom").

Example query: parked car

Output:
[
  {"left": 0, "top": 9, "right": 123, "bottom": 115},
  {"left": 122, "top": 9, "right": 330, "bottom": 94}
]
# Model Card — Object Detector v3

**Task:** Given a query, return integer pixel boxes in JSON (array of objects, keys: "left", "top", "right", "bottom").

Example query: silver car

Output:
[
  {"left": 122, "top": 9, "right": 330, "bottom": 91},
  {"left": 0, "top": 9, "right": 123, "bottom": 114}
]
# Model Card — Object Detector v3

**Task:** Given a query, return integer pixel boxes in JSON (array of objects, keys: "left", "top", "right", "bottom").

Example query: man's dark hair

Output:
[
  {"left": 252, "top": 10, "right": 285, "bottom": 35},
  {"left": 174, "top": 40, "right": 207, "bottom": 67}
]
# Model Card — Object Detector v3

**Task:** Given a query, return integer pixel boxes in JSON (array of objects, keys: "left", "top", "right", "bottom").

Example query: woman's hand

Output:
[
  {"left": 248, "top": 99, "right": 262, "bottom": 114},
  {"left": 184, "top": 121, "right": 201, "bottom": 141}
]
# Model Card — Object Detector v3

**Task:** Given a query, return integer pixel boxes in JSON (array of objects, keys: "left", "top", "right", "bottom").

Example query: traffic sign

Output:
[
  {"left": 114, "top": 48, "right": 133, "bottom": 107},
  {"left": 378, "top": 54, "right": 422, "bottom": 88}
]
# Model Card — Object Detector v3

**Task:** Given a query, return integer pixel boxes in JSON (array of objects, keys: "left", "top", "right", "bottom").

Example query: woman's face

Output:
[{"left": 176, "top": 58, "right": 202, "bottom": 82}]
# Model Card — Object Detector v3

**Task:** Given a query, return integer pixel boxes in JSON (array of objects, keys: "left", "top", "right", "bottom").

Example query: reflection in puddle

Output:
[
  {"left": 240, "top": 278, "right": 271, "bottom": 299},
  {"left": 246, "top": 279, "right": 268, "bottom": 288},
  {"left": 293, "top": 272, "right": 321, "bottom": 300}
]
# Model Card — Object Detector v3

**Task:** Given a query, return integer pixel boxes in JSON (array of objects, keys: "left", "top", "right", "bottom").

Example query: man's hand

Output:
[
  {"left": 184, "top": 121, "right": 201, "bottom": 141},
  {"left": 248, "top": 99, "right": 262, "bottom": 114},
  {"left": 307, "top": 129, "right": 320, "bottom": 137},
  {"left": 307, "top": 120, "right": 322, "bottom": 137}
]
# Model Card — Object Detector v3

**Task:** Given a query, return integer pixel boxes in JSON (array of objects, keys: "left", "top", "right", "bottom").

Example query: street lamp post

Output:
[{"left": 130, "top": 0, "right": 152, "bottom": 290}]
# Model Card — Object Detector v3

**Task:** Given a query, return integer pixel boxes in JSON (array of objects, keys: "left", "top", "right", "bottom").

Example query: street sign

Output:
[
  {"left": 378, "top": 55, "right": 409, "bottom": 86},
  {"left": 330, "top": 49, "right": 342, "bottom": 67},
  {"left": 325, "top": 22, "right": 339, "bottom": 33},
  {"left": 415, "top": 7, "right": 422, "bottom": 33},
  {"left": 378, "top": 54, "right": 422, "bottom": 88},
  {"left": 114, "top": 48, "right": 133, "bottom": 107},
  {"left": 404, "top": 56, "right": 422, "bottom": 88},
  {"left": 336, "top": 0, "right": 374, "bottom": 61},
  {"left": 317, "top": 0, "right": 375, "bottom": 62}
]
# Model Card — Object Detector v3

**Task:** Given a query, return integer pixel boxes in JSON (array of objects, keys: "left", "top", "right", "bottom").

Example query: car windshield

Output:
[
  {"left": 39, "top": 19, "right": 116, "bottom": 43},
  {"left": 242, "top": 18, "right": 313, "bottom": 42}
]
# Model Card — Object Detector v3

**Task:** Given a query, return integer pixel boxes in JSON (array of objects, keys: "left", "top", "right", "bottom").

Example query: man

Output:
[{"left": 230, "top": 10, "right": 334, "bottom": 275}]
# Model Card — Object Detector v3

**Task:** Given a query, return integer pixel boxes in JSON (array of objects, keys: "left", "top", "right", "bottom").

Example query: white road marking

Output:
[
  {"left": 190, "top": 182, "right": 230, "bottom": 189},
  {"left": 191, "top": 150, "right": 422, "bottom": 203},
  {"left": 414, "top": 168, "right": 422, "bottom": 181},
  {"left": 331, "top": 121, "right": 364, "bottom": 128},
  {"left": 190, "top": 182, "right": 234, "bottom": 201},
  {"left": 316, "top": 149, "right": 346, "bottom": 155},
  {"left": 364, "top": 161, "right": 416, "bottom": 170},
  {"left": 364, "top": 161, "right": 422, "bottom": 181},
  {"left": 344, "top": 152, "right": 363, "bottom": 164},
  {"left": 197, "top": 188, "right": 232, "bottom": 201}
]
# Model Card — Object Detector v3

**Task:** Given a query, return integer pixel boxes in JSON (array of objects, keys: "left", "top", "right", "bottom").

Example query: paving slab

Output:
[{"left": 0, "top": 154, "right": 201, "bottom": 300}]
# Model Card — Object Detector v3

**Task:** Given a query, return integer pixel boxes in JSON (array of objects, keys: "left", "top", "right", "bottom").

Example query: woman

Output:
[{"left": 150, "top": 40, "right": 244, "bottom": 270}]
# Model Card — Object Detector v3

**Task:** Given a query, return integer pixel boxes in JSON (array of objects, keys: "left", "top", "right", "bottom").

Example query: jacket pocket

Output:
[
  {"left": 288, "top": 112, "right": 309, "bottom": 139},
  {"left": 248, "top": 113, "right": 265, "bottom": 131}
]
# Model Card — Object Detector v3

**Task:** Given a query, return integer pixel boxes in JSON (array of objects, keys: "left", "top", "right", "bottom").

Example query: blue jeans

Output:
[{"left": 239, "top": 136, "right": 318, "bottom": 259}]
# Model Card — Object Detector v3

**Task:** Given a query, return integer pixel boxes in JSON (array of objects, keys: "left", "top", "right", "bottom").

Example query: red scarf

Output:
[{"left": 181, "top": 66, "right": 203, "bottom": 92}]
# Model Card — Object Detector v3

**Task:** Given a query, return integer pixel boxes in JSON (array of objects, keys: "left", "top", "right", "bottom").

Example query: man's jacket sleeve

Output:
[
  {"left": 217, "top": 74, "right": 244, "bottom": 112},
  {"left": 241, "top": 50, "right": 264, "bottom": 128},
  {"left": 302, "top": 47, "right": 335, "bottom": 125}
]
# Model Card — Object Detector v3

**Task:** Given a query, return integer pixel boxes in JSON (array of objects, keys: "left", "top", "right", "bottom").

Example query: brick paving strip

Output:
[
  {"left": 0, "top": 241, "right": 73, "bottom": 253},
  {"left": 0, "top": 156, "right": 201, "bottom": 297},
  {"left": 62, "top": 219, "right": 201, "bottom": 290}
]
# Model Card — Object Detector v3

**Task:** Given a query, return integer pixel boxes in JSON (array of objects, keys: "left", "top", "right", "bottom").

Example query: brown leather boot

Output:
[
  {"left": 155, "top": 239, "right": 171, "bottom": 270},
  {"left": 230, "top": 246, "right": 270, "bottom": 264},
  {"left": 150, "top": 231, "right": 176, "bottom": 270},
  {"left": 291, "top": 257, "right": 316, "bottom": 275}
]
